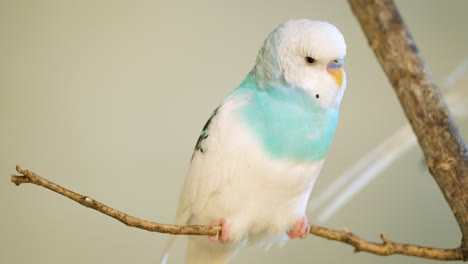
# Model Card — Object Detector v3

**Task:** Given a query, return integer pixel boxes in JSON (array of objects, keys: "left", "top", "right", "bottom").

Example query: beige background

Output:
[{"left": 1, "top": 0, "right": 467, "bottom": 263}]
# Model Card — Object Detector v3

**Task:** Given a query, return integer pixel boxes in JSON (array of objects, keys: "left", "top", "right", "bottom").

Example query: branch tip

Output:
[
  {"left": 16, "top": 165, "right": 26, "bottom": 174},
  {"left": 10, "top": 174, "right": 30, "bottom": 185},
  {"left": 380, "top": 234, "right": 389, "bottom": 244}
]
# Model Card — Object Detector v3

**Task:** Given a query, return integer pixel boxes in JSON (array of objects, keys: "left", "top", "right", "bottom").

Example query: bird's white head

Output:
[{"left": 252, "top": 19, "right": 347, "bottom": 109}]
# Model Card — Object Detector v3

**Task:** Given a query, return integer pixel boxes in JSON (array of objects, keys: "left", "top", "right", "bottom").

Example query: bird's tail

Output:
[
  {"left": 160, "top": 235, "right": 177, "bottom": 264},
  {"left": 185, "top": 237, "right": 236, "bottom": 264}
]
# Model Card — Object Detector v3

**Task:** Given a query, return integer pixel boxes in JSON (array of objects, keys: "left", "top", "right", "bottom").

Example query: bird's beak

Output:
[{"left": 327, "top": 59, "right": 344, "bottom": 87}]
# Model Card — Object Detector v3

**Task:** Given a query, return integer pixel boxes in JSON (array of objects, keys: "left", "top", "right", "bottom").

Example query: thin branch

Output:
[
  {"left": 11, "top": 165, "right": 219, "bottom": 236},
  {"left": 348, "top": 0, "right": 468, "bottom": 258},
  {"left": 309, "top": 226, "right": 463, "bottom": 261},
  {"left": 10, "top": 166, "right": 464, "bottom": 261}
]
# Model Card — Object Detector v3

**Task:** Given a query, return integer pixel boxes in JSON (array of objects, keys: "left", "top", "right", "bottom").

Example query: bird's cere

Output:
[
  {"left": 327, "top": 59, "right": 344, "bottom": 88},
  {"left": 327, "top": 59, "right": 344, "bottom": 69}
]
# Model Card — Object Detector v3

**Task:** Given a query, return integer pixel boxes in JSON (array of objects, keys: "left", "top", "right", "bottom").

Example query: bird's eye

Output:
[{"left": 305, "top": 56, "right": 315, "bottom": 64}]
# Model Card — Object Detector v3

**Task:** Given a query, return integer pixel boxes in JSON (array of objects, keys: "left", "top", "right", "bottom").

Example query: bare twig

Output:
[
  {"left": 10, "top": 166, "right": 464, "bottom": 260},
  {"left": 309, "top": 226, "right": 463, "bottom": 261},
  {"left": 348, "top": 0, "right": 468, "bottom": 258},
  {"left": 11, "top": 165, "right": 220, "bottom": 236}
]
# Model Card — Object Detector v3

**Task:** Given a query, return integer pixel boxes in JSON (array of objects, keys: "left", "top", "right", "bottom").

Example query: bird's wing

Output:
[
  {"left": 161, "top": 93, "right": 250, "bottom": 263},
  {"left": 175, "top": 91, "right": 253, "bottom": 225}
]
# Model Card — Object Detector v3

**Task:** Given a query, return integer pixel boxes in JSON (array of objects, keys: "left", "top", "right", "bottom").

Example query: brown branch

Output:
[
  {"left": 348, "top": 0, "right": 468, "bottom": 259},
  {"left": 309, "top": 226, "right": 462, "bottom": 261},
  {"left": 11, "top": 165, "right": 219, "bottom": 236},
  {"left": 10, "top": 166, "right": 464, "bottom": 260}
]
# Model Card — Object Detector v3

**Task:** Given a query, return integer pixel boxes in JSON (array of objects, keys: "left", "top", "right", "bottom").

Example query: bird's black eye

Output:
[{"left": 305, "top": 56, "right": 315, "bottom": 64}]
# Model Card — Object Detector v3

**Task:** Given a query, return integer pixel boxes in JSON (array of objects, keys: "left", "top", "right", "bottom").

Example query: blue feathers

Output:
[{"left": 234, "top": 73, "right": 339, "bottom": 162}]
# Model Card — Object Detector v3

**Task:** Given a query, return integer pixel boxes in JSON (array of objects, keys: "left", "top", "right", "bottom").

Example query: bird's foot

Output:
[
  {"left": 209, "top": 219, "right": 231, "bottom": 244},
  {"left": 287, "top": 216, "right": 310, "bottom": 239}
]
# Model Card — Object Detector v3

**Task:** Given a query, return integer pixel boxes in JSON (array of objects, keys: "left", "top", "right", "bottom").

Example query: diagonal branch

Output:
[
  {"left": 348, "top": 0, "right": 468, "bottom": 259},
  {"left": 11, "top": 165, "right": 218, "bottom": 236},
  {"left": 10, "top": 166, "right": 464, "bottom": 261}
]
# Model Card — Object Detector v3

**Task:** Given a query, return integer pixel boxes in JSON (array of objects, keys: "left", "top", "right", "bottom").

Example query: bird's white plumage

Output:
[
  {"left": 178, "top": 92, "right": 324, "bottom": 263},
  {"left": 253, "top": 20, "right": 347, "bottom": 109},
  {"left": 183, "top": 92, "right": 323, "bottom": 237},
  {"left": 161, "top": 19, "right": 347, "bottom": 264}
]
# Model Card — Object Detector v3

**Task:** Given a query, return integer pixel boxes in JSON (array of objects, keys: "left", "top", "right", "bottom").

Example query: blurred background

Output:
[{"left": 1, "top": 0, "right": 467, "bottom": 263}]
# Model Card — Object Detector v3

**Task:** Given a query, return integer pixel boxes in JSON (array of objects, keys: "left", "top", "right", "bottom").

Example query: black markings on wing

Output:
[{"left": 192, "top": 106, "right": 220, "bottom": 159}]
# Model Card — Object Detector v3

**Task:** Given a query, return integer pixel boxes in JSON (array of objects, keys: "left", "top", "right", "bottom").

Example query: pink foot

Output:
[
  {"left": 287, "top": 216, "right": 310, "bottom": 239},
  {"left": 209, "top": 219, "right": 231, "bottom": 244}
]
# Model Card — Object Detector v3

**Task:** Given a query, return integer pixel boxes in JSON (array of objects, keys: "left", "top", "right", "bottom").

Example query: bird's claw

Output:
[
  {"left": 209, "top": 219, "right": 231, "bottom": 244},
  {"left": 287, "top": 216, "right": 310, "bottom": 239}
]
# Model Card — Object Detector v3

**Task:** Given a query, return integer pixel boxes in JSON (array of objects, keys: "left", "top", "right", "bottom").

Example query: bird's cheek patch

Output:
[{"left": 327, "top": 68, "right": 344, "bottom": 87}]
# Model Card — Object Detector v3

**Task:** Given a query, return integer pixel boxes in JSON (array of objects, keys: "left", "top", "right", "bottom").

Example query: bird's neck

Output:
[
  {"left": 247, "top": 67, "right": 345, "bottom": 111},
  {"left": 233, "top": 73, "right": 340, "bottom": 162},
  {"left": 249, "top": 66, "right": 283, "bottom": 90}
]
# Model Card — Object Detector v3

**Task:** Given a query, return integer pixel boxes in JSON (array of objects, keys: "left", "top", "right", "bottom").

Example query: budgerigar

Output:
[{"left": 162, "top": 19, "right": 347, "bottom": 264}]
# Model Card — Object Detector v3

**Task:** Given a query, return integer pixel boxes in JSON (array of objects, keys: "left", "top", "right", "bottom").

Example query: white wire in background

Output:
[{"left": 310, "top": 60, "right": 468, "bottom": 224}]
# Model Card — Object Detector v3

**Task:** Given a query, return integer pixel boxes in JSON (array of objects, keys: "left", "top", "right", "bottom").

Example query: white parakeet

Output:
[{"left": 162, "top": 19, "right": 347, "bottom": 264}]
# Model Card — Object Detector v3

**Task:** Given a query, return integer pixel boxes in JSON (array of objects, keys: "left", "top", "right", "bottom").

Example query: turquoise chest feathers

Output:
[{"left": 233, "top": 74, "right": 339, "bottom": 162}]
